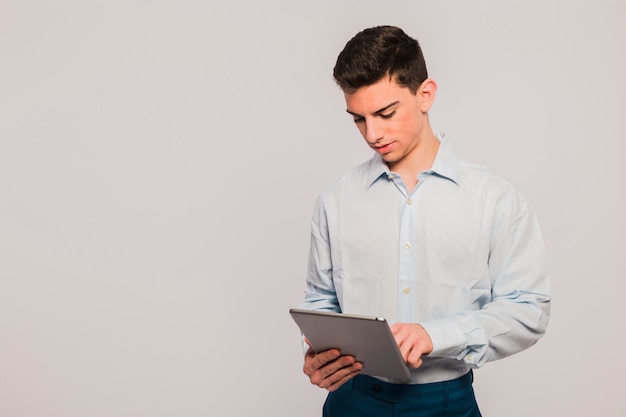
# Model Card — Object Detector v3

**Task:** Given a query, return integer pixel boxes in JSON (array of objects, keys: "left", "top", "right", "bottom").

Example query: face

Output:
[{"left": 344, "top": 76, "right": 433, "bottom": 171}]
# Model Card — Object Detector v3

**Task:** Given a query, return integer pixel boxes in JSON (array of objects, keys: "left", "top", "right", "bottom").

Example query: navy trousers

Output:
[{"left": 323, "top": 371, "right": 482, "bottom": 417}]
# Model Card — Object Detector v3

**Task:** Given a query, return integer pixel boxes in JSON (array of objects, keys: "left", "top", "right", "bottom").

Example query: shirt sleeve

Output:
[
  {"left": 420, "top": 190, "right": 551, "bottom": 368},
  {"left": 297, "top": 197, "right": 342, "bottom": 353},
  {"left": 299, "top": 197, "right": 340, "bottom": 312}
]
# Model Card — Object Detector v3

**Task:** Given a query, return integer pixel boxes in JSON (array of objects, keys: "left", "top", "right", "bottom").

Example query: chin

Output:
[{"left": 382, "top": 155, "right": 399, "bottom": 163}]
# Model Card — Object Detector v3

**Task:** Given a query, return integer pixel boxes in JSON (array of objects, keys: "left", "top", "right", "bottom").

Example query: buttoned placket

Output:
[{"left": 388, "top": 172, "right": 430, "bottom": 322}]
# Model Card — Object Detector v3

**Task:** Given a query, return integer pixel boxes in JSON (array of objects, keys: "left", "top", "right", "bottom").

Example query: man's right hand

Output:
[{"left": 302, "top": 346, "right": 363, "bottom": 392}]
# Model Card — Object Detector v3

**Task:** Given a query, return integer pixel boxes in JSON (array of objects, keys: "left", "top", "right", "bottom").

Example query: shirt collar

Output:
[{"left": 365, "top": 132, "right": 462, "bottom": 189}]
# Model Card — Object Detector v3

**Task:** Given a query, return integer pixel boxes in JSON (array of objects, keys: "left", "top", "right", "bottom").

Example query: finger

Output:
[
  {"left": 396, "top": 336, "right": 413, "bottom": 363},
  {"left": 405, "top": 340, "right": 427, "bottom": 368},
  {"left": 407, "top": 348, "right": 424, "bottom": 368},
  {"left": 322, "top": 355, "right": 356, "bottom": 378},
  {"left": 319, "top": 362, "right": 363, "bottom": 391},
  {"left": 390, "top": 322, "right": 408, "bottom": 339},
  {"left": 409, "top": 357, "right": 423, "bottom": 369},
  {"left": 310, "top": 356, "right": 358, "bottom": 387},
  {"left": 325, "top": 365, "right": 363, "bottom": 392},
  {"left": 399, "top": 344, "right": 411, "bottom": 364},
  {"left": 303, "top": 349, "right": 341, "bottom": 376},
  {"left": 314, "top": 355, "right": 355, "bottom": 383}
]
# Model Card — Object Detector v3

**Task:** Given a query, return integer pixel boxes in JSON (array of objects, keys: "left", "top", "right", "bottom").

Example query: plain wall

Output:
[{"left": 1, "top": 1, "right": 624, "bottom": 416}]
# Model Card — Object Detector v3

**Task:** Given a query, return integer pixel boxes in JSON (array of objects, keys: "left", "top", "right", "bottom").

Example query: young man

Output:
[{"left": 298, "top": 26, "right": 551, "bottom": 416}]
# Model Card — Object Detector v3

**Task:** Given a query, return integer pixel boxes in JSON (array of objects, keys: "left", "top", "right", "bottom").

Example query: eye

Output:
[
  {"left": 380, "top": 110, "right": 396, "bottom": 119},
  {"left": 353, "top": 116, "right": 365, "bottom": 124}
]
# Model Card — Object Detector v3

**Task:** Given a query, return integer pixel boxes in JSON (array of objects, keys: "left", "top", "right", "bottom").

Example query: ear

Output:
[{"left": 418, "top": 78, "right": 437, "bottom": 112}]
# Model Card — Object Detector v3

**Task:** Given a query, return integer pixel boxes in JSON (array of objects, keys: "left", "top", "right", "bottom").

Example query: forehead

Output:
[{"left": 344, "top": 77, "right": 413, "bottom": 113}]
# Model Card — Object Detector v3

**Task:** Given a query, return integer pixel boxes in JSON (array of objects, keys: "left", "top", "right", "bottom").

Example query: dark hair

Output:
[{"left": 333, "top": 26, "right": 428, "bottom": 94}]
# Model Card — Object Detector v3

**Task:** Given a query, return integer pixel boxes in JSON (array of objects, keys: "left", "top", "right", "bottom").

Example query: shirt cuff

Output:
[
  {"left": 419, "top": 318, "right": 468, "bottom": 359},
  {"left": 420, "top": 314, "right": 491, "bottom": 368}
]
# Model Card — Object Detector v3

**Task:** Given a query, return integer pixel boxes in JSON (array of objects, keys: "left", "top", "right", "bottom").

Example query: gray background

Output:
[{"left": 1, "top": 1, "right": 624, "bottom": 416}]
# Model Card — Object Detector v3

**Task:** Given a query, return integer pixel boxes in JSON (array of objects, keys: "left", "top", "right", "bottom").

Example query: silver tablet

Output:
[{"left": 290, "top": 308, "right": 411, "bottom": 380}]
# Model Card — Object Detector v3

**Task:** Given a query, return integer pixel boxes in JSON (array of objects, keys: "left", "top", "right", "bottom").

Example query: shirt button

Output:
[
  {"left": 406, "top": 198, "right": 412, "bottom": 205},
  {"left": 403, "top": 288, "right": 410, "bottom": 294},
  {"left": 404, "top": 242, "right": 412, "bottom": 249}
]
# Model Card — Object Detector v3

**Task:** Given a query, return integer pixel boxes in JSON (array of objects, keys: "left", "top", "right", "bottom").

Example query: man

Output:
[{"left": 298, "top": 25, "right": 551, "bottom": 416}]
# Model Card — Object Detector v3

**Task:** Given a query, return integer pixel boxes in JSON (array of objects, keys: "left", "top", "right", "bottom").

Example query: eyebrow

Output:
[{"left": 346, "top": 101, "right": 400, "bottom": 118}]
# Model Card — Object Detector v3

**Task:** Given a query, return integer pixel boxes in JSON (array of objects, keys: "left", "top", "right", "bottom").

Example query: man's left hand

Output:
[{"left": 390, "top": 323, "right": 434, "bottom": 369}]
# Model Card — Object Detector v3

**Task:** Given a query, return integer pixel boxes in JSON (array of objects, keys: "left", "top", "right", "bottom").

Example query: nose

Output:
[{"left": 363, "top": 118, "right": 383, "bottom": 144}]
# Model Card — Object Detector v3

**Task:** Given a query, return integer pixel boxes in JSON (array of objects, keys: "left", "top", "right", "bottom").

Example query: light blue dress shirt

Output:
[{"left": 299, "top": 134, "right": 551, "bottom": 384}]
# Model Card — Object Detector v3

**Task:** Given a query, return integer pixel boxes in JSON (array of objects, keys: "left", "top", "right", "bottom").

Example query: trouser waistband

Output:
[{"left": 349, "top": 371, "right": 474, "bottom": 403}]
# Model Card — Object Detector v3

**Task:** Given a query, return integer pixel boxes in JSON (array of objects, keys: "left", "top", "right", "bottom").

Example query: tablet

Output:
[{"left": 290, "top": 308, "right": 411, "bottom": 380}]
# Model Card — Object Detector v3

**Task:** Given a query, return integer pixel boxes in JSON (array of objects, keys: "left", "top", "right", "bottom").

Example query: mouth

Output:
[{"left": 373, "top": 142, "right": 394, "bottom": 154}]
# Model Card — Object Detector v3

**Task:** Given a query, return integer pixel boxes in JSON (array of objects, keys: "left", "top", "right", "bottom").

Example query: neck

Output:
[{"left": 388, "top": 131, "right": 440, "bottom": 191}]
